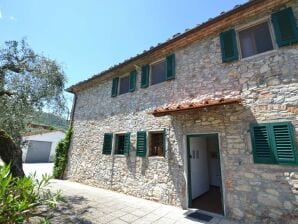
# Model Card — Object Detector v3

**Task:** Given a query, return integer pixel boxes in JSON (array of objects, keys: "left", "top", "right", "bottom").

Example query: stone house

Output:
[{"left": 66, "top": 0, "right": 298, "bottom": 222}]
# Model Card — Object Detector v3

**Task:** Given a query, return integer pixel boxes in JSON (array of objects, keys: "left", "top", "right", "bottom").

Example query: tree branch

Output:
[{"left": 0, "top": 90, "right": 14, "bottom": 97}]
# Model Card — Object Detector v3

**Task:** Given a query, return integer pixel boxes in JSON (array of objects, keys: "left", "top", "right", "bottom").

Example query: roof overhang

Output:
[
  {"left": 66, "top": 0, "right": 290, "bottom": 93},
  {"left": 152, "top": 98, "right": 242, "bottom": 117}
]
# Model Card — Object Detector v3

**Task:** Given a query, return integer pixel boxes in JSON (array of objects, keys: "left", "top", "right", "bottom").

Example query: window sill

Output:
[
  {"left": 114, "top": 154, "right": 125, "bottom": 158},
  {"left": 148, "top": 156, "right": 165, "bottom": 160},
  {"left": 240, "top": 49, "right": 277, "bottom": 61}
]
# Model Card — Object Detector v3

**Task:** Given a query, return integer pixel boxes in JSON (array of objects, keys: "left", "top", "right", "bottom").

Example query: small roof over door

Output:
[{"left": 152, "top": 98, "right": 242, "bottom": 117}]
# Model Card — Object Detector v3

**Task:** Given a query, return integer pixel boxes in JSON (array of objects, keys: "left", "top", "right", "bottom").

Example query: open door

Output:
[{"left": 187, "top": 134, "right": 224, "bottom": 215}]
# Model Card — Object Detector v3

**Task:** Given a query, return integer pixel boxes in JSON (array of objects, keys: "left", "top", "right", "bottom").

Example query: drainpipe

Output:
[{"left": 69, "top": 92, "right": 77, "bottom": 127}]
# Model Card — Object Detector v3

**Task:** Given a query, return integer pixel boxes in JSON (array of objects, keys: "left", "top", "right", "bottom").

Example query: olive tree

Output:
[{"left": 0, "top": 39, "right": 66, "bottom": 176}]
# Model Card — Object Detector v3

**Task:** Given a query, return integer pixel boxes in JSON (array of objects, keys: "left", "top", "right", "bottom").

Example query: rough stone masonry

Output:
[{"left": 65, "top": 1, "right": 298, "bottom": 223}]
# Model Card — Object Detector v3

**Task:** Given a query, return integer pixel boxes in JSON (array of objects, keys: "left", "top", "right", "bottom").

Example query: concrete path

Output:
[
  {"left": 47, "top": 180, "right": 237, "bottom": 224},
  {"left": 23, "top": 162, "right": 54, "bottom": 179}
]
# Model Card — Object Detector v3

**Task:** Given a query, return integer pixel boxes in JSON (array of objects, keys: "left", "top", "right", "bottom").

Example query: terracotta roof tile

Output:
[{"left": 152, "top": 97, "right": 242, "bottom": 116}]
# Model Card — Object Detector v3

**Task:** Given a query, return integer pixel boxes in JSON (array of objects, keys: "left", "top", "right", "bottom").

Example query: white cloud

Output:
[
  {"left": 0, "top": 10, "right": 2, "bottom": 19},
  {"left": 9, "top": 16, "right": 16, "bottom": 21}
]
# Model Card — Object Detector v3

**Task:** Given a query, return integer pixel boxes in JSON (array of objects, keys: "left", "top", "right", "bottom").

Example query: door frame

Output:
[{"left": 186, "top": 133, "right": 225, "bottom": 215}]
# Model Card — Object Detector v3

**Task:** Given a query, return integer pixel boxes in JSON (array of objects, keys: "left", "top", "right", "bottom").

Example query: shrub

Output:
[
  {"left": 0, "top": 164, "right": 62, "bottom": 223},
  {"left": 53, "top": 128, "right": 72, "bottom": 179}
]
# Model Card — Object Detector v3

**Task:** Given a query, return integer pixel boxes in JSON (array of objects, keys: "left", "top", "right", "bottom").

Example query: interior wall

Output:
[
  {"left": 207, "top": 137, "right": 221, "bottom": 187},
  {"left": 190, "top": 137, "right": 209, "bottom": 199}
]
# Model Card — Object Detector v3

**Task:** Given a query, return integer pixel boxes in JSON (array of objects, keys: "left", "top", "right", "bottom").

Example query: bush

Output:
[
  {"left": 0, "top": 164, "right": 61, "bottom": 223},
  {"left": 53, "top": 128, "right": 72, "bottom": 179}
]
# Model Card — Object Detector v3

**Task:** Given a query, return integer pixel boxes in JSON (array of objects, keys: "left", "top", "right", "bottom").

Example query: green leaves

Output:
[
  {"left": 53, "top": 128, "right": 73, "bottom": 179},
  {"left": 0, "top": 39, "right": 67, "bottom": 143},
  {"left": 0, "top": 163, "right": 62, "bottom": 223}
]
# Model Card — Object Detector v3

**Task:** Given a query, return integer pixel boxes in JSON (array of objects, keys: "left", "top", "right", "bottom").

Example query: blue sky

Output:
[{"left": 0, "top": 0, "right": 247, "bottom": 105}]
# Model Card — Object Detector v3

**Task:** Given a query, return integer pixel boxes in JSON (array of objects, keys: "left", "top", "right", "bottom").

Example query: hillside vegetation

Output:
[{"left": 32, "top": 112, "right": 69, "bottom": 130}]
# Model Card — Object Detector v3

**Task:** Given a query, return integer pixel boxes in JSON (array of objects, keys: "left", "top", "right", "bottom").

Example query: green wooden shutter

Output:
[
  {"left": 123, "top": 132, "right": 131, "bottom": 156},
  {"left": 166, "top": 54, "right": 175, "bottom": 80},
  {"left": 220, "top": 29, "right": 239, "bottom": 63},
  {"left": 129, "top": 70, "right": 136, "bottom": 92},
  {"left": 250, "top": 124, "right": 275, "bottom": 164},
  {"left": 272, "top": 7, "right": 298, "bottom": 47},
  {"left": 270, "top": 122, "right": 297, "bottom": 164},
  {"left": 102, "top": 133, "right": 113, "bottom": 155},
  {"left": 163, "top": 128, "right": 166, "bottom": 157},
  {"left": 136, "top": 131, "right": 147, "bottom": 157},
  {"left": 141, "top": 65, "right": 149, "bottom": 88},
  {"left": 111, "top": 77, "right": 119, "bottom": 97}
]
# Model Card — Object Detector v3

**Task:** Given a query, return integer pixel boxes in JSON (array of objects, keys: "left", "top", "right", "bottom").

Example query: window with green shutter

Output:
[
  {"left": 102, "top": 133, "right": 113, "bottom": 155},
  {"left": 166, "top": 54, "right": 175, "bottom": 80},
  {"left": 129, "top": 70, "right": 136, "bottom": 92},
  {"left": 123, "top": 133, "right": 131, "bottom": 156},
  {"left": 251, "top": 124, "right": 275, "bottom": 164},
  {"left": 271, "top": 123, "right": 297, "bottom": 164},
  {"left": 111, "top": 78, "right": 119, "bottom": 97},
  {"left": 148, "top": 130, "right": 166, "bottom": 157},
  {"left": 137, "top": 131, "right": 147, "bottom": 157},
  {"left": 151, "top": 60, "right": 166, "bottom": 85},
  {"left": 141, "top": 65, "right": 149, "bottom": 88},
  {"left": 250, "top": 122, "right": 297, "bottom": 165},
  {"left": 220, "top": 29, "right": 239, "bottom": 63},
  {"left": 272, "top": 7, "right": 298, "bottom": 47}
]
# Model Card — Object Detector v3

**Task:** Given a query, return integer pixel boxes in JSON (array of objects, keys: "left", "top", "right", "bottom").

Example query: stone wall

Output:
[{"left": 66, "top": 1, "right": 298, "bottom": 223}]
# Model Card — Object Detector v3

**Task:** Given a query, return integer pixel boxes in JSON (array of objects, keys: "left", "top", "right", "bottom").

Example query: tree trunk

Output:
[{"left": 0, "top": 129, "right": 25, "bottom": 177}]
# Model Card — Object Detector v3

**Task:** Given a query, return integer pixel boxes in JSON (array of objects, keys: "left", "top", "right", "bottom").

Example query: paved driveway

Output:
[
  {"left": 46, "top": 180, "right": 236, "bottom": 224},
  {"left": 23, "top": 162, "right": 53, "bottom": 179}
]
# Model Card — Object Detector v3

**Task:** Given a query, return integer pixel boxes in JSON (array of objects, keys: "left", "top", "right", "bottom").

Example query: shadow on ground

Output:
[{"left": 33, "top": 195, "right": 94, "bottom": 224}]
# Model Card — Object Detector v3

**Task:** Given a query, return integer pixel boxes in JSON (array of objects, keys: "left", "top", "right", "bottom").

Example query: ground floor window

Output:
[
  {"left": 149, "top": 132, "right": 164, "bottom": 157},
  {"left": 250, "top": 122, "right": 297, "bottom": 165},
  {"left": 115, "top": 134, "right": 125, "bottom": 154}
]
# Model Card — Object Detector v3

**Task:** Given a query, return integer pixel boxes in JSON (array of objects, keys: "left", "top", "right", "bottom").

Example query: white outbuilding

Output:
[{"left": 22, "top": 130, "right": 65, "bottom": 163}]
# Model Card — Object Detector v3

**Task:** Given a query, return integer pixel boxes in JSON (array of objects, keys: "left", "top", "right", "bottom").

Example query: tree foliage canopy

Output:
[{"left": 0, "top": 39, "right": 66, "bottom": 142}]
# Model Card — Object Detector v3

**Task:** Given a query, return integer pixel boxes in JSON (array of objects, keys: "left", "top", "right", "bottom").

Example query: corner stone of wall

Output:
[{"left": 285, "top": 172, "right": 298, "bottom": 195}]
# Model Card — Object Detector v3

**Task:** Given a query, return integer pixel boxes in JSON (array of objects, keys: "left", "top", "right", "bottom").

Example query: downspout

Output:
[{"left": 70, "top": 93, "right": 77, "bottom": 127}]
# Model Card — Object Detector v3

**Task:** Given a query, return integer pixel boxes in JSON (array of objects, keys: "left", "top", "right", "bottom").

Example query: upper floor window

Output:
[
  {"left": 239, "top": 22, "right": 273, "bottom": 58},
  {"left": 220, "top": 7, "right": 298, "bottom": 63},
  {"left": 111, "top": 70, "right": 136, "bottom": 97},
  {"left": 151, "top": 60, "right": 166, "bottom": 85},
  {"left": 141, "top": 54, "right": 175, "bottom": 88},
  {"left": 119, "top": 75, "right": 129, "bottom": 95}
]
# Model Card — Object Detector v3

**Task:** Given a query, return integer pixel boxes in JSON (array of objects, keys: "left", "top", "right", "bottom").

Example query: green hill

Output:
[{"left": 32, "top": 112, "right": 69, "bottom": 130}]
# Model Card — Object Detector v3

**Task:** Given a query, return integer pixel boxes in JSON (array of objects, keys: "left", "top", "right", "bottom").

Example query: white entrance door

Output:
[{"left": 190, "top": 137, "right": 209, "bottom": 199}]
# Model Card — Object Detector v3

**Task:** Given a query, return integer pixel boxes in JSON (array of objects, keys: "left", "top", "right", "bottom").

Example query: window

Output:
[
  {"left": 114, "top": 133, "right": 130, "bottom": 155},
  {"left": 220, "top": 7, "right": 298, "bottom": 62},
  {"left": 151, "top": 60, "right": 166, "bottom": 85},
  {"left": 102, "top": 133, "right": 113, "bottom": 155},
  {"left": 250, "top": 122, "right": 297, "bottom": 165},
  {"left": 115, "top": 134, "right": 125, "bottom": 154},
  {"left": 111, "top": 70, "right": 136, "bottom": 97},
  {"left": 239, "top": 22, "right": 273, "bottom": 58},
  {"left": 149, "top": 131, "right": 164, "bottom": 157},
  {"left": 119, "top": 76, "right": 129, "bottom": 95}
]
